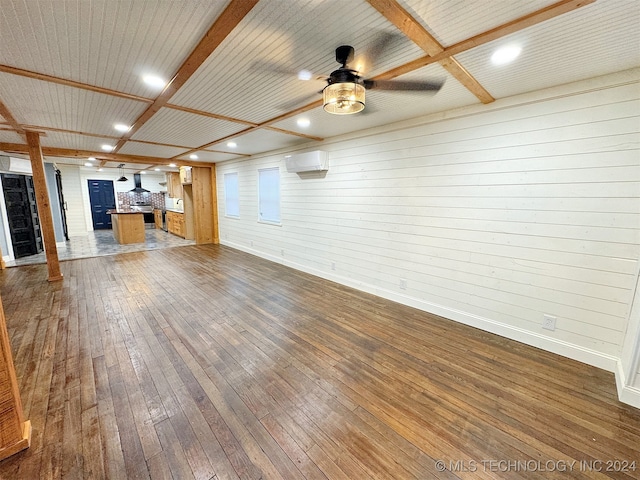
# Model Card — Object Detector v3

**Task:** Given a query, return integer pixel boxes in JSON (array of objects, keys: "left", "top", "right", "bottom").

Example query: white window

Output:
[
  {"left": 224, "top": 172, "right": 239, "bottom": 218},
  {"left": 258, "top": 167, "right": 280, "bottom": 224}
]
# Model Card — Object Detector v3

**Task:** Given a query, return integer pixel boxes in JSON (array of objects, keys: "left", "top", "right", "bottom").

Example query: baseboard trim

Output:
[
  {"left": 615, "top": 362, "right": 640, "bottom": 409},
  {"left": 221, "top": 240, "right": 637, "bottom": 408}
]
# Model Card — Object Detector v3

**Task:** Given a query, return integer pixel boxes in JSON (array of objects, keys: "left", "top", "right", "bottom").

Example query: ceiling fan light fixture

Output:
[{"left": 323, "top": 82, "right": 365, "bottom": 114}]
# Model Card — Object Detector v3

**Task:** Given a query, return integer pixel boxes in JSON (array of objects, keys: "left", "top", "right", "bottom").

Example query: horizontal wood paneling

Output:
[{"left": 217, "top": 72, "right": 640, "bottom": 363}]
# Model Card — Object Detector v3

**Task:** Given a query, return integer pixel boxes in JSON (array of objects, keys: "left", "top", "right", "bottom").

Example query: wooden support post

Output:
[
  {"left": 0, "top": 294, "right": 31, "bottom": 461},
  {"left": 25, "top": 131, "right": 63, "bottom": 282},
  {"left": 211, "top": 166, "right": 219, "bottom": 244}
]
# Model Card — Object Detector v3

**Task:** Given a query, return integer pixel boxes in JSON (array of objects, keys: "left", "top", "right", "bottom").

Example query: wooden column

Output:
[
  {"left": 25, "top": 131, "right": 63, "bottom": 282},
  {"left": 0, "top": 294, "right": 31, "bottom": 460},
  {"left": 211, "top": 166, "right": 219, "bottom": 244}
]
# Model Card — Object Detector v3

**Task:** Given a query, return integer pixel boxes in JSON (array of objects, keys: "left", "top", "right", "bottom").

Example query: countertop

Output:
[
  {"left": 106, "top": 209, "right": 144, "bottom": 215},
  {"left": 165, "top": 208, "right": 184, "bottom": 214}
]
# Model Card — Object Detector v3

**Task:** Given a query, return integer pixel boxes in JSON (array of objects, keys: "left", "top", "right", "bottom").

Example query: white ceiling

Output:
[{"left": 0, "top": 0, "right": 638, "bottom": 174}]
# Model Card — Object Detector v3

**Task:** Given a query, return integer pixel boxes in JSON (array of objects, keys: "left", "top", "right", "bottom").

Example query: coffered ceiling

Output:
[{"left": 0, "top": 0, "right": 638, "bottom": 174}]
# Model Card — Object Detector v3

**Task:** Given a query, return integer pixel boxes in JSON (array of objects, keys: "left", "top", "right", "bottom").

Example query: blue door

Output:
[{"left": 88, "top": 180, "right": 116, "bottom": 229}]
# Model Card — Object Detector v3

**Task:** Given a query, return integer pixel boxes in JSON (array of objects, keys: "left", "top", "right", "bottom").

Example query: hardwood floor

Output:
[{"left": 0, "top": 244, "right": 638, "bottom": 479}]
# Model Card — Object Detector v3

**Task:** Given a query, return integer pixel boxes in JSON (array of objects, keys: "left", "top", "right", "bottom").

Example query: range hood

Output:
[{"left": 130, "top": 173, "right": 150, "bottom": 193}]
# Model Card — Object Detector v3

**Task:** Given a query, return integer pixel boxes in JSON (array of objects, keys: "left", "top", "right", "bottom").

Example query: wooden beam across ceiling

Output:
[
  {"left": 0, "top": 64, "right": 154, "bottom": 104},
  {"left": 0, "top": 143, "right": 216, "bottom": 168},
  {"left": 366, "top": 0, "right": 494, "bottom": 103},
  {"left": 374, "top": 0, "right": 597, "bottom": 80},
  {"left": 113, "top": 0, "right": 260, "bottom": 152},
  {"left": 0, "top": 98, "right": 25, "bottom": 137}
]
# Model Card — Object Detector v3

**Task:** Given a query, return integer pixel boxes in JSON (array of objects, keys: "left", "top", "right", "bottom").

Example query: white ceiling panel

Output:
[
  {"left": 130, "top": 107, "right": 249, "bottom": 147},
  {"left": 100, "top": 161, "right": 158, "bottom": 171},
  {"left": 227, "top": 128, "right": 309, "bottom": 156},
  {"left": 0, "top": 72, "right": 147, "bottom": 134},
  {"left": 171, "top": 0, "right": 425, "bottom": 124},
  {"left": 178, "top": 150, "right": 247, "bottom": 163},
  {"left": 48, "top": 156, "right": 96, "bottom": 167},
  {"left": 0, "top": 0, "right": 228, "bottom": 98},
  {"left": 40, "top": 130, "right": 119, "bottom": 152},
  {"left": 118, "top": 141, "right": 189, "bottom": 159},
  {"left": 455, "top": 1, "right": 640, "bottom": 100},
  {"left": 396, "top": 0, "right": 556, "bottom": 46},
  {"left": 0, "top": 130, "right": 23, "bottom": 143}
]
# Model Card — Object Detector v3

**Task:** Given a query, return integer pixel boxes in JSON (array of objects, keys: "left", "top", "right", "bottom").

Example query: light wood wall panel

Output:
[{"left": 216, "top": 70, "right": 640, "bottom": 366}]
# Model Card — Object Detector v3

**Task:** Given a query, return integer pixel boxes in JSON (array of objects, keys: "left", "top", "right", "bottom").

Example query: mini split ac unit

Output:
[
  {"left": 285, "top": 150, "right": 329, "bottom": 173},
  {"left": 0, "top": 156, "right": 33, "bottom": 174}
]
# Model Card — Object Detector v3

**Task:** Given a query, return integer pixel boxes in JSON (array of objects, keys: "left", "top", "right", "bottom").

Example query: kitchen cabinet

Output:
[
  {"left": 166, "top": 172, "right": 182, "bottom": 199},
  {"left": 154, "top": 209, "right": 163, "bottom": 229},
  {"left": 110, "top": 212, "right": 145, "bottom": 244},
  {"left": 180, "top": 166, "right": 192, "bottom": 184},
  {"left": 166, "top": 210, "right": 185, "bottom": 238}
]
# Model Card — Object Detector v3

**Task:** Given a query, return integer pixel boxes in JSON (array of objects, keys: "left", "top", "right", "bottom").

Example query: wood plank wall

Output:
[{"left": 216, "top": 69, "right": 640, "bottom": 373}]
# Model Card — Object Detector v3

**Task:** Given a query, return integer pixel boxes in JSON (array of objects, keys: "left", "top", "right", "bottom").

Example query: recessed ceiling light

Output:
[
  {"left": 169, "top": 163, "right": 177, "bottom": 167},
  {"left": 297, "top": 118, "right": 310, "bottom": 128},
  {"left": 88, "top": 157, "right": 96, "bottom": 161},
  {"left": 101, "top": 144, "right": 114, "bottom": 151},
  {"left": 142, "top": 74, "right": 167, "bottom": 89},
  {"left": 227, "top": 141, "right": 237, "bottom": 148},
  {"left": 491, "top": 45, "right": 521, "bottom": 65},
  {"left": 297, "top": 70, "right": 312, "bottom": 81},
  {"left": 189, "top": 154, "right": 198, "bottom": 160},
  {"left": 154, "top": 168, "right": 161, "bottom": 171},
  {"left": 98, "top": 168, "right": 104, "bottom": 172},
  {"left": 114, "top": 123, "right": 131, "bottom": 132},
  {"left": 84, "top": 162, "right": 93, "bottom": 167}
]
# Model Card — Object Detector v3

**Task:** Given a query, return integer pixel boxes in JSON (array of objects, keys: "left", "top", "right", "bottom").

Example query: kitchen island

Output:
[{"left": 107, "top": 210, "right": 145, "bottom": 244}]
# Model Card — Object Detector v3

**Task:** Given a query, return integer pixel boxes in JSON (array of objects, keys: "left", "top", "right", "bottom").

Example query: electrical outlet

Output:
[
  {"left": 281, "top": 249, "right": 285, "bottom": 256},
  {"left": 399, "top": 279, "right": 407, "bottom": 290},
  {"left": 331, "top": 262, "right": 336, "bottom": 271},
  {"left": 542, "top": 314, "right": 557, "bottom": 331},
  {"left": 250, "top": 240, "right": 254, "bottom": 247}
]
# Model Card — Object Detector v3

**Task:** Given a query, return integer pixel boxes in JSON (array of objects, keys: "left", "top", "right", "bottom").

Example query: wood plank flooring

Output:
[{"left": 0, "top": 244, "right": 639, "bottom": 479}]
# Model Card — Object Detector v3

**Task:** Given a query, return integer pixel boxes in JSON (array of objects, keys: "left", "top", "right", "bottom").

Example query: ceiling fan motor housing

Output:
[{"left": 335, "top": 45, "right": 355, "bottom": 67}]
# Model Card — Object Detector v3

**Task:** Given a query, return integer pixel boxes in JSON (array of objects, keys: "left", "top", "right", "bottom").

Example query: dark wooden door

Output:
[
  {"left": 88, "top": 180, "right": 116, "bottom": 229},
  {"left": 1, "top": 173, "right": 44, "bottom": 258}
]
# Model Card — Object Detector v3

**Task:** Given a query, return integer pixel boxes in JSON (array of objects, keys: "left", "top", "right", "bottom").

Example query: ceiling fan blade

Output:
[
  {"left": 279, "top": 91, "right": 322, "bottom": 111},
  {"left": 352, "top": 32, "right": 397, "bottom": 75},
  {"left": 249, "top": 60, "right": 323, "bottom": 82},
  {"left": 363, "top": 78, "right": 445, "bottom": 92}
]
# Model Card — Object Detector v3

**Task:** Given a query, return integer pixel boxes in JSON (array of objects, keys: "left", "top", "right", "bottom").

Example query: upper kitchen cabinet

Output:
[
  {"left": 180, "top": 166, "right": 192, "bottom": 185},
  {"left": 166, "top": 172, "right": 182, "bottom": 199}
]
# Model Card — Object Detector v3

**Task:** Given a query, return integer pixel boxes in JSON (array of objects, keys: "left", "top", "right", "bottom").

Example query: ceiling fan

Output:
[
  {"left": 320, "top": 44, "right": 445, "bottom": 114},
  {"left": 254, "top": 39, "right": 445, "bottom": 115}
]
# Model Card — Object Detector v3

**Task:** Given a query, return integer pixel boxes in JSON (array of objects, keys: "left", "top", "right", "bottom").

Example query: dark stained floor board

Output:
[{"left": 0, "top": 244, "right": 639, "bottom": 479}]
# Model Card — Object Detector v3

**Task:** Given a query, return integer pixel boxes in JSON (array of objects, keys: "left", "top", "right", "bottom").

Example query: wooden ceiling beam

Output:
[
  {"left": 375, "top": 0, "right": 597, "bottom": 81},
  {"left": 0, "top": 98, "right": 25, "bottom": 138},
  {"left": 114, "top": 0, "right": 260, "bottom": 152},
  {"left": 0, "top": 143, "right": 215, "bottom": 168},
  {"left": 366, "top": 0, "right": 493, "bottom": 103},
  {"left": 0, "top": 64, "right": 153, "bottom": 104}
]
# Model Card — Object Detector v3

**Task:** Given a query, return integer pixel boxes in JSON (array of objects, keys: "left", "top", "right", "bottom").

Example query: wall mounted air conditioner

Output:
[
  {"left": 285, "top": 151, "right": 328, "bottom": 173},
  {"left": 0, "top": 156, "right": 33, "bottom": 175}
]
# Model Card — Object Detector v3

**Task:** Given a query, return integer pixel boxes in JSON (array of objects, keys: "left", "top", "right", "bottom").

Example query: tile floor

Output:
[{"left": 4, "top": 227, "right": 196, "bottom": 267}]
